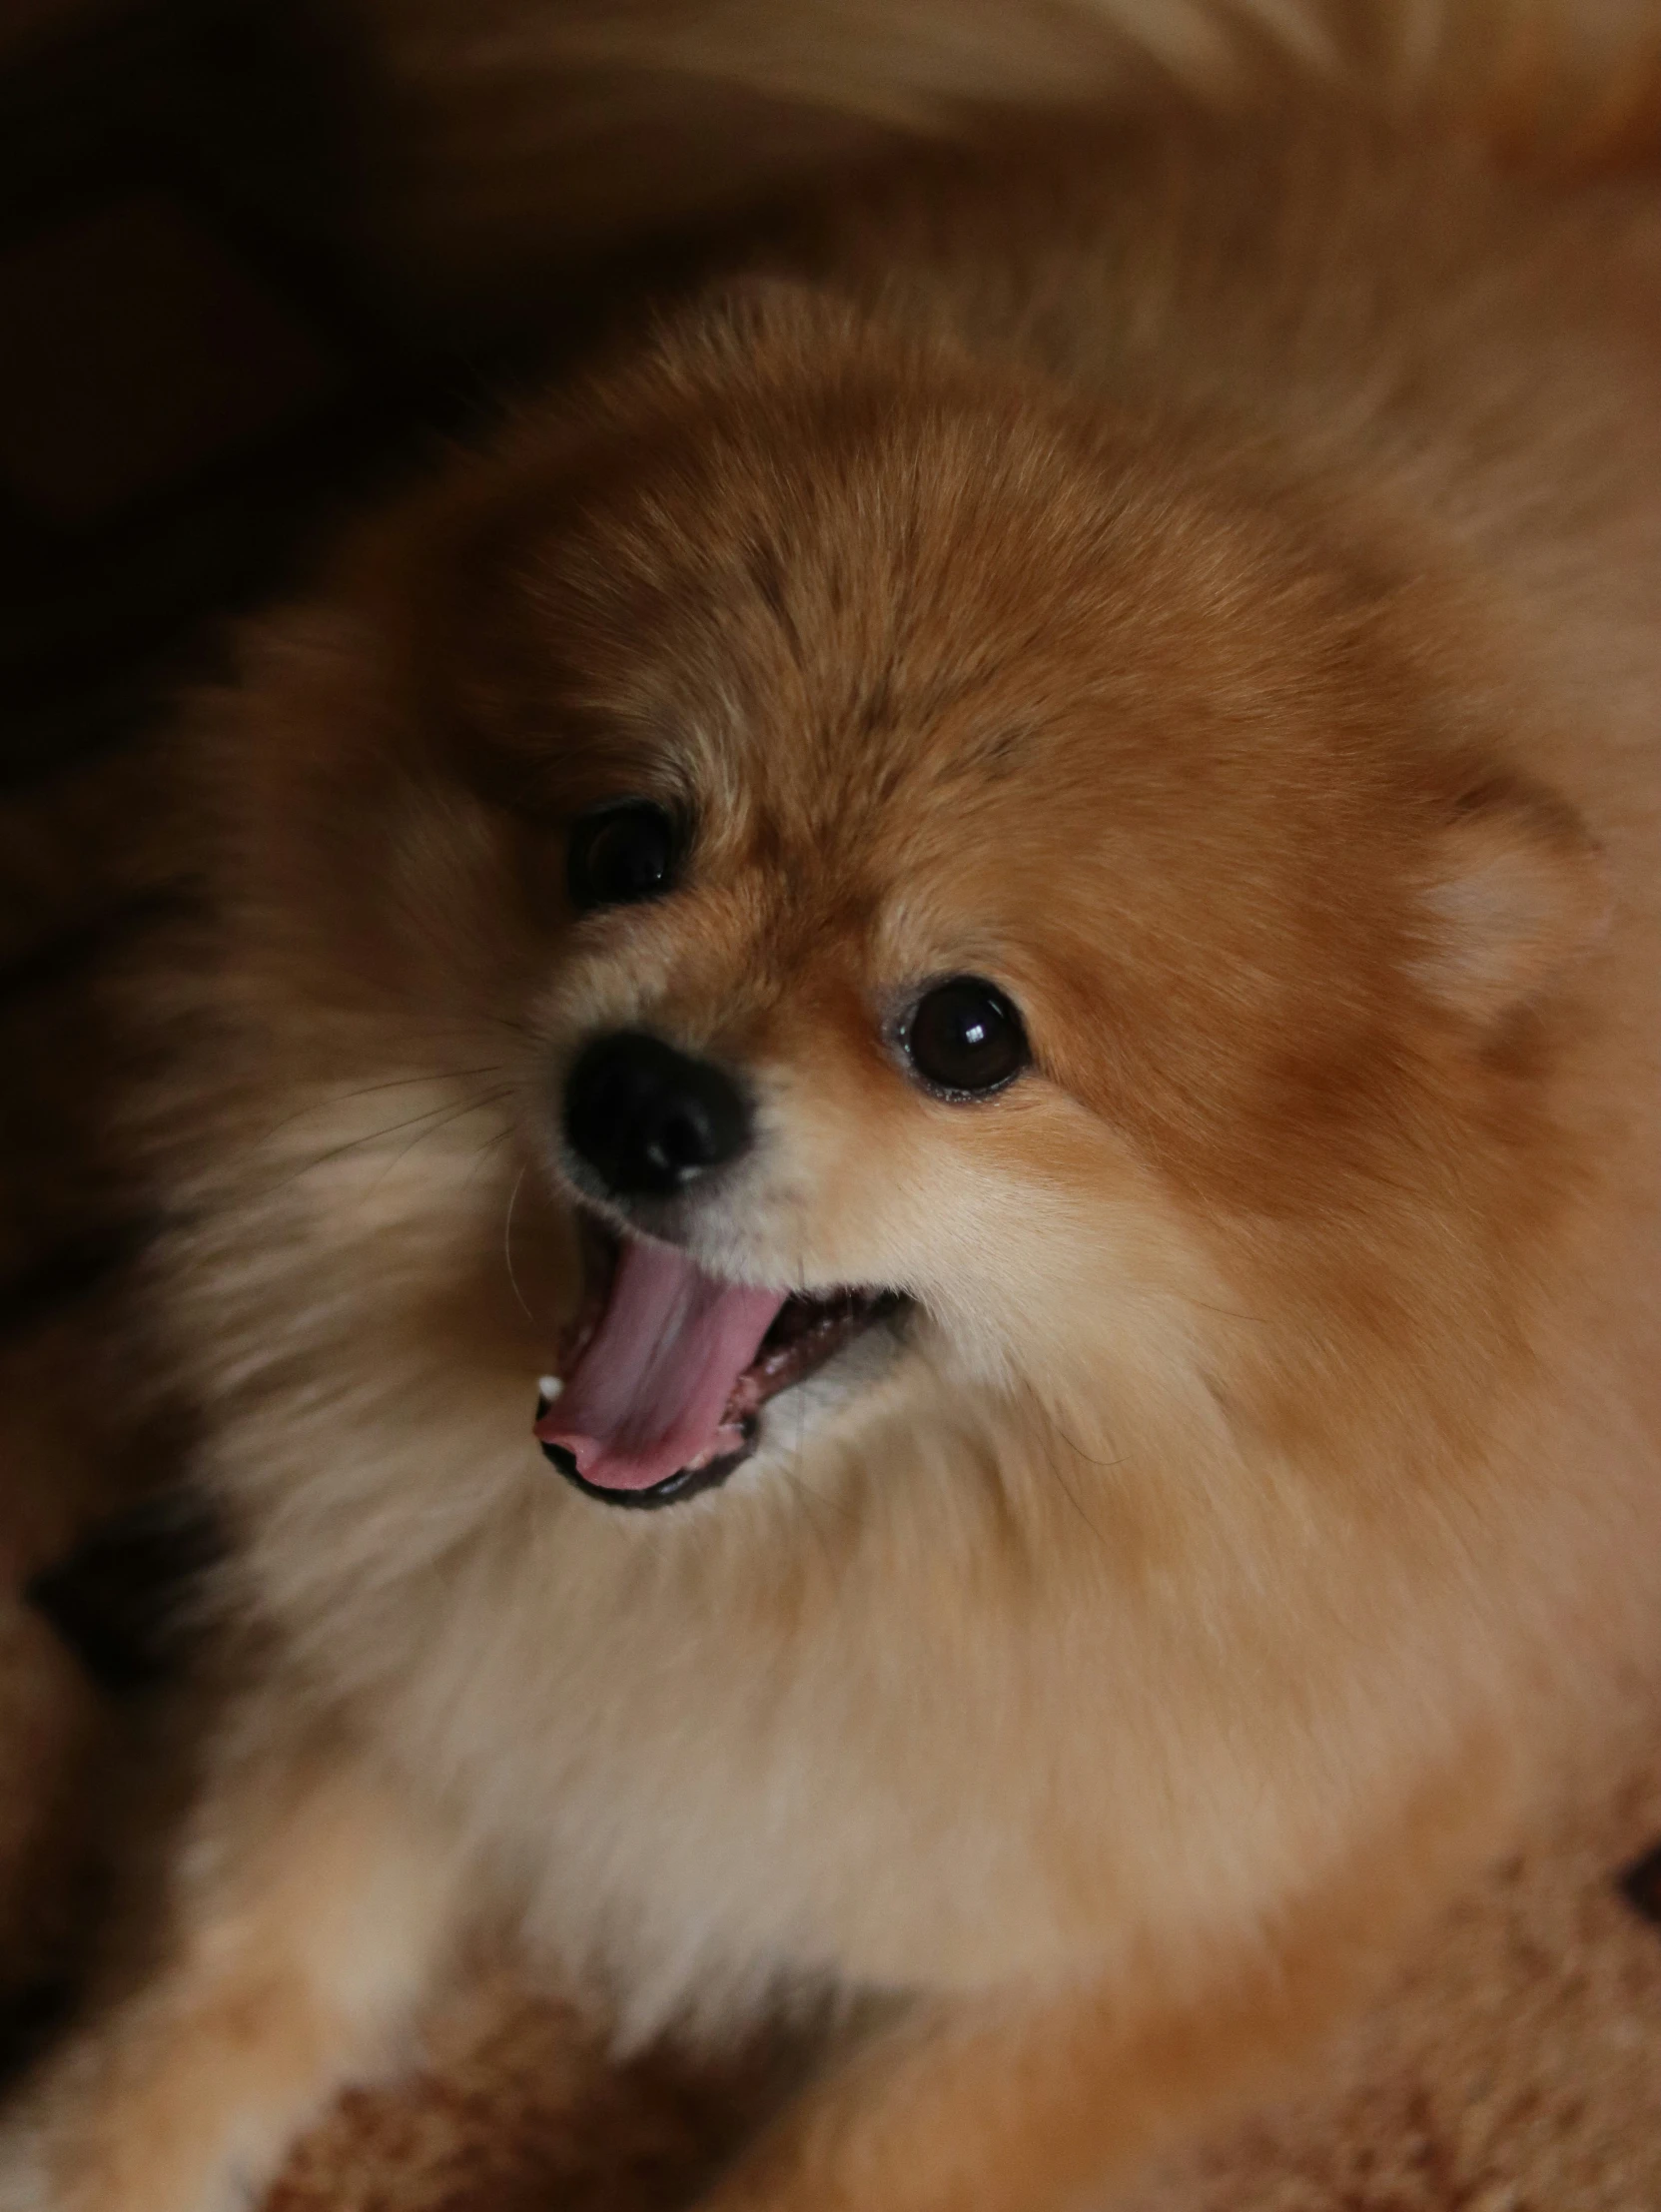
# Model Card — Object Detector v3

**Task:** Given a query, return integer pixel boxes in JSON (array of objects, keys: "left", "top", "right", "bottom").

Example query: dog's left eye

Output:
[
  {"left": 567, "top": 801, "right": 679, "bottom": 913},
  {"left": 902, "top": 977, "right": 1030, "bottom": 1099}
]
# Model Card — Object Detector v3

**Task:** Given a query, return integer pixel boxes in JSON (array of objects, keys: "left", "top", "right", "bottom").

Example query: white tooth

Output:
[{"left": 537, "top": 1375, "right": 563, "bottom": 1400}]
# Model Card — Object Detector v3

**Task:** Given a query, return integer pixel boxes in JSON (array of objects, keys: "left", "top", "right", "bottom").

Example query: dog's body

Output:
[{"left": 5, "top": 16, "right": 1661, "bottom": 2212}]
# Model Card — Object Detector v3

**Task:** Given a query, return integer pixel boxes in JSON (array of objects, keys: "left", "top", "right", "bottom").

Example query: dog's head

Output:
[{"left": 206, "top": 285, "right": 1607, "bottom": 1523}]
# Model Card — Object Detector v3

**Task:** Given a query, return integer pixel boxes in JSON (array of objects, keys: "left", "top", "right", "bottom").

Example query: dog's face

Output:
[{"left": 218, "top": 289, "right": 1605, "bottom": 1522}]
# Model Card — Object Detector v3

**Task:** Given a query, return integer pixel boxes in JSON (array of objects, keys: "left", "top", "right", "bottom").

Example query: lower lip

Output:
[{"left": 537, "top": 1422, "right": 758, "bottom": 1510}]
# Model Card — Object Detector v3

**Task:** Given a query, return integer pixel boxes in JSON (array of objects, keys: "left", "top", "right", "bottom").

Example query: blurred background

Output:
[{"left": 0, "top": 0, "right": 459, "bottom": 2091}]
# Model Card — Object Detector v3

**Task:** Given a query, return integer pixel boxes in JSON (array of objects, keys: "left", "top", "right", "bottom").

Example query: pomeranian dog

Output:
[{"left": 4, "top": 3, "right": 1661, "bottom": 2208}]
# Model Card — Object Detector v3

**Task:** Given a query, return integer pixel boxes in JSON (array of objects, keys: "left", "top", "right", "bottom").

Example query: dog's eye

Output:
[
  {"left": 902, "top": 977, "right": 1029, "bottom": 1099},
  {"left": 568, "top": 801, "right": 679, "bottom": 913}
]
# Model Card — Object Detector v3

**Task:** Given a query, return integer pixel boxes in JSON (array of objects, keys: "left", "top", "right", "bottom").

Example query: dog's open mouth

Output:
[{"left": 534, "top": 1218, "right": 903, "bottom": 1509}]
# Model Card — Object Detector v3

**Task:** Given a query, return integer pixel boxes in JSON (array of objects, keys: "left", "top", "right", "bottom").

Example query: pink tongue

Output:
[{"left": 535, "top": 1237, "right": 787, "bottom": 1492}]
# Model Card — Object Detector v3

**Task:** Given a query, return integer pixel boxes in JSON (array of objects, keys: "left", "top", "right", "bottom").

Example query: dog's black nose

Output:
[{"left": 563, "top": 1032, "right": 751, "bottom": 1198}]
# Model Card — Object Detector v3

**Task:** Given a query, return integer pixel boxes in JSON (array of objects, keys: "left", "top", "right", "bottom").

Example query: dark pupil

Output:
[
  {"left": 906, "top": 978, "right": 1028, "bottom": 1097},
  {"left": 569, "top": 803, "right": 674, "bottom": 912}
]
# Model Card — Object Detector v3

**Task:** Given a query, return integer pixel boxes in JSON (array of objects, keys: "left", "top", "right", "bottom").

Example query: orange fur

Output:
[{"left": 5, "top": 12, "right": 1661, "bottom": 2212}]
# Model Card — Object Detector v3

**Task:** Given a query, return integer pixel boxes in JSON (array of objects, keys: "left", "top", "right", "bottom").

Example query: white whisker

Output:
[{"left": 504, "top": 1165, "right": 534, "bottom": 1322}]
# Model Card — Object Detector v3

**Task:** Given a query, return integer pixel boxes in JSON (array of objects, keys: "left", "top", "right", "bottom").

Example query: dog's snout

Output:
[{"left": 563, "top": 1032, "right": 751, "bottom": 1198}]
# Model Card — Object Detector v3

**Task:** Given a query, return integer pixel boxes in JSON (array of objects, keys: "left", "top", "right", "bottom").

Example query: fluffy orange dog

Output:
[{"left": 5, "top": 9, "right": 1661, "bottom": 2209}]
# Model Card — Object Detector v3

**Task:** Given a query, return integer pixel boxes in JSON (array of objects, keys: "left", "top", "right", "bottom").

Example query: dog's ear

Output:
[
  {"left": 696, "top": 271, "right": 859, "bottom": 352},
  {"left": 660, "top": 271, "right": 872, "bottom": 386},
  {"left": 1415, "top": 770, "right": 1610, "bottom": 1027},
  {"left": 706, "top": 272, "right": 832, "bottom": 328}
]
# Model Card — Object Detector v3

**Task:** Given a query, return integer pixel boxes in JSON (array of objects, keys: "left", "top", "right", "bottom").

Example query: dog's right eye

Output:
[
  {"left": 902, "top": 977, "right": 1030, "bottom": 1099},
  {"left": 567, "top": 801, "right": 679, "bottom": 913}
]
